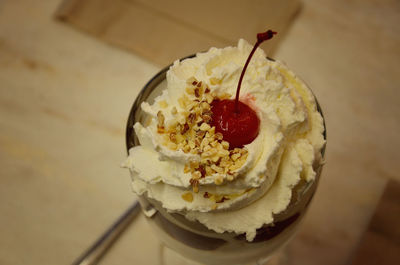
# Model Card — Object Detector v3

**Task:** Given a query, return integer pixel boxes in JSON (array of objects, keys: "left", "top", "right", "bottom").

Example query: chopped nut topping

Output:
[
  {"left": 201, "top": 101, "right": 210, "bottom": 109},
  {"left": 188, "top": 113, "right": 196, "bottom": 124},
  {"left": 231, "top": 153, "right": 241, "bottom": 161},
  {"left": 215, "top": 175, "right": 223, "bottom": 185},
  {"left": 191, "top": 171, "right": 201, "bottom": 180},
  {"left": 181, "top": 123, "right": 189, "bottom": 134},
  {"left": 215, "top": 132, "right": 223, "bottom": 141},
  {"left": 201, "top": 114, "right": 212, "bottom": 124},
  {"left": 199, "top": 123, "right": 211, "bottom": 131},
  {"left": 198, "top": 164, "right": 206, "bottom": 178},
  {"left": 194, "top": 87, "right": 200, "bottom": 98},
  {"left": 167, "top": 142, "right": 178, "bottom": 150},
  {"left": 182, "top": 192, "right": 193, "bottom": 202},
  {"left": 221, "top": 140, "right": 229, "bottom": 149},
  {"left": 169, "top": 132, "right": 177, "bottom": 143},
  {"left": 211, "top": 164, "right": 223, "bottom": 174},
  {"left": 156, "top": 77, "right": 249, "bottom": 186},
  {"left": 216, "top": 196, "right": 229, "bottom": 203},
  {"left": 218, "top": 149, "right": 230, "bottom": 157},
  {"left": 203, "top": 145, "right": 212, "bottom": 152},
  {"left": 184, "top": 164, "right": 191, "bottom": 173},
  {"left": 190, "top": 161, "right": 199, "bottom": 168},
  {"left": 189, "top": 178, "right": 199, "bottom": 193},
  {"left": 182, "top": 145, "right": 191, "bottom": 153},
  {"left": 157, "top": 111, "right": 165, "bottom": 127},
  {"left": 187, "top": 140, "right": 195, "bottom": 149},
  {"left": 205, "top": 165, "right": 214, "bottom": 175}
]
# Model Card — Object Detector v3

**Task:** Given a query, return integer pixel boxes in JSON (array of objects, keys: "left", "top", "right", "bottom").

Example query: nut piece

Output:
[
  {"left": 181, "top": 123, "right": 189, "bottom": 134},
  {"left": 214, "top": 175, "right": 223, "bottom": 185},
  {"left": 231, "top": 153, "right": 241, "bottom": 161},
  {"left": 211, "top": 165, "right": 223, "bottom": 174},
  {"left": 216, "top": 196, "right": 229, "bottom": 203},
  {"left": 157, "top": 111, "right": 165, "bottom": 133},
  {"left": 202, "top": 114, "right": 212, "bottom": 123},
  {"left": 194, "top": 87, "right": 200, "bottom": 98},
  {"left": 190, "top": 178, "right": 200, "bottom": 193},
  {"left": 169, "top": 132, "right": 177, "bottom": 143},
  {"left": 191, "top": 171, "right": 201, "bottom": 179},
  {"left": 171, "top": 106, "right": 177, "bottom": 115},
  {"left": 199, "top": 123, "right": 211, "bottom": 131},
  {"left": 188, "top": 113, "right": 196, "bottom": 124},
  {"left": 221, "top": 140, "right": 229, "bottom": 149},
  {"left": 181, "top": 192, "right": 193, "bottom": 202},
  {"left": 184, "top": 164, "right": 191, "bottom": 173},
  {"left": 157, "top": 110, "right": 164, "bottom": 124},
  {"left": 215, "top": 132, "right": 223, "bottom": 141}
]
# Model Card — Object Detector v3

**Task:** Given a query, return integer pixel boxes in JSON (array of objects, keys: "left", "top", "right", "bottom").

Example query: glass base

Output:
[
  {"left": 160, "top": 244, "right": 203, "bottom": 265},
  {"left": 160, "top": 243, "right": 287, "bottom": 265}
]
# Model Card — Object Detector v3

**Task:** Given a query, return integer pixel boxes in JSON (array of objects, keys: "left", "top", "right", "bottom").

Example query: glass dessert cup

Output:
[{"left": 126, "top": 56, "right": 326, "bottom": 265}]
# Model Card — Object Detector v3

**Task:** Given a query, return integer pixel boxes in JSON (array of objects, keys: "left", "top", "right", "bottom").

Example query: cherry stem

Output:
[{"left": 234, "top": 30, "right": 277, "bottom": 113}]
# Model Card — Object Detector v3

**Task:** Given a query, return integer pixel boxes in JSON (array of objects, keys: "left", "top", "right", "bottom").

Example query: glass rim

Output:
[{"left": 124, "top": 55, "right": 327, "bottom": 241}]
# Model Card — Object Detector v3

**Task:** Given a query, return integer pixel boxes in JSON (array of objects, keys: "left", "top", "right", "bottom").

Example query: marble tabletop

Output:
[{"left": 0, "top": 0, "right": 399, "bottom": 265}]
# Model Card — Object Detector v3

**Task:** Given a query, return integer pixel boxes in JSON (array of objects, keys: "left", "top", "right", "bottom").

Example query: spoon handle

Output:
[{"left": 72, "top": 201, "right": 141, "bottom": 265}]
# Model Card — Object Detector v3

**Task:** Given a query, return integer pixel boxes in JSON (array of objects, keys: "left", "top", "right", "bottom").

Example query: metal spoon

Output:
[{"left": 71, "top": 201, "right": 141, "bottom": 265}]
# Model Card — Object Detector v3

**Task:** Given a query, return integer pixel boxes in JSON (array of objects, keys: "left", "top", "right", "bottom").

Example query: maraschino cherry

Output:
[{"left": 211, "top": 30, "right": 277, "bottom": 149}]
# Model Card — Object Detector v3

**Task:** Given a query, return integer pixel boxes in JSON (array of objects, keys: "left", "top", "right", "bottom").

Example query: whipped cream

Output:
[{"left": 123, "top": 39, "right": 325, "bottom": 241}]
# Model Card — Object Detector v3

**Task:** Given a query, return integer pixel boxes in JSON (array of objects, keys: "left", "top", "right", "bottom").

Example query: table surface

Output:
[{"left": 0, "top": 0, "right": 399, "bottom": 265}]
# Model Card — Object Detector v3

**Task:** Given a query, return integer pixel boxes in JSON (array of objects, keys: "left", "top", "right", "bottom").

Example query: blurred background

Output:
[{"left": 0, "top": 0, "right": 399, "bottom": 264}]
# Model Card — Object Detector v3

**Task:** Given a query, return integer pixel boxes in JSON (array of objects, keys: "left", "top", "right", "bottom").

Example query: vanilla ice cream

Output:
[{"left": 123, "top": 39, "right": 325, "bottom": 241}]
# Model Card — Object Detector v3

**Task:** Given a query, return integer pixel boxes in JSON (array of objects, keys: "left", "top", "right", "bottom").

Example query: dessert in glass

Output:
[{"left": 123, "top": 31, "right": 326, "bottom": 265}]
